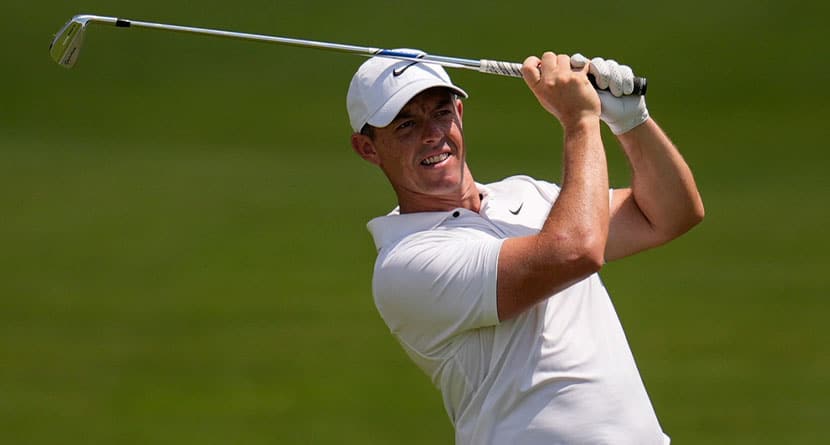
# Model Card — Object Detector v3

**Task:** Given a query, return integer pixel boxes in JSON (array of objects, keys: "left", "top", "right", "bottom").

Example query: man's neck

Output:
[{"left": 397, "top": 176, "right": 481, "bottom": 214}]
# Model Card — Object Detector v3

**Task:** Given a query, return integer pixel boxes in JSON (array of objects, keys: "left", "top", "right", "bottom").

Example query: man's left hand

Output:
[{"left": 571, "top": 54, "right": 650, "bottom": 135}]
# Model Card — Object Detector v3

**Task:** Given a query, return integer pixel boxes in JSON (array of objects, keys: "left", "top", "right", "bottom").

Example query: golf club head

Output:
[{"left": 49, "top": 15, "right": 92, "bottom": 68}]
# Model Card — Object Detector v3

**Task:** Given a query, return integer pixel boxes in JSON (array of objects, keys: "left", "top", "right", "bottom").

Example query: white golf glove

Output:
[{"left": 571, "top": 53, "right": 649, "bottom": 135}]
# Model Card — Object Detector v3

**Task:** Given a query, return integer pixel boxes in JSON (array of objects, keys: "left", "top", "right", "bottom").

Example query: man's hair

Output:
[{"left": 360, "top": 124, "right": 375, "bottom": 139}]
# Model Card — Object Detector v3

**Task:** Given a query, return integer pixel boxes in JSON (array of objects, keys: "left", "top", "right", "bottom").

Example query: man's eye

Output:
[{"left": 397, "top": 120, "right": 415, "bottom": 130}]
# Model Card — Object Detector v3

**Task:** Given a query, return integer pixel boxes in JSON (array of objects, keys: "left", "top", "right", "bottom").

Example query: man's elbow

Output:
[
  {"left": 535, "top": 228, "right": 607, "bottom": 276},
  {"left": 497, "top": 232, "right": 606, "bottom": 321},
  {"left": 561, "top": 230, "right": 607, "bottom": 276},
  {"left": 663, "top": 198, "right": 705, "bottom": 241},
  {"left": 694, "top": 197, "right": 706, "bottom": 223},
  {"left": 683, "top": 196, "right": 706, "bottom": 232},
  {"left": 583, "top": 237, "right": 607, "bottom": 274}
]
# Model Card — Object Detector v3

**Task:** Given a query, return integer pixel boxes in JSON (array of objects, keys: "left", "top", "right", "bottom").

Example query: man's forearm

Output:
[
  {"left": 521, "top": 118, "right": 610, "bottom": 294},
  {"left": 497, "top": 118, "right": 609, "bottom": 320},
  {"left": 617, "top": 119, "right": 704, "bottom": 239},
  {"left": 542, "top": 118, "right": 610, "bottom": 255},
  {"left": 497, "top": 53, "right": 611, "bottom": 321}
]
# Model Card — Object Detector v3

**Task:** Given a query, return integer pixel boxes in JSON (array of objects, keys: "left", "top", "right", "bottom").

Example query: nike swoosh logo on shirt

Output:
[{"left": 509, "top": 203, "right": 524, "bottom": 215}]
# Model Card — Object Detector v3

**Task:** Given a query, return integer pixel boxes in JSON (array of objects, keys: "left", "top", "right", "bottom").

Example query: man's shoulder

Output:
[{"left": 367, "top": 211, "right": 450, "bottom": 253}]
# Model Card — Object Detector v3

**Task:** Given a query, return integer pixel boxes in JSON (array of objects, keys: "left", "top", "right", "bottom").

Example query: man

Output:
[{"left": 347, "top": 50, "right": 704, "bottom": 444}]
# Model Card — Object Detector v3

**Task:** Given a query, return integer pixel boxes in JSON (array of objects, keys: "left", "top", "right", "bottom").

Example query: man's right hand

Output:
[{"left": 520, "top": 52, "right": 601, "bottom": 130}]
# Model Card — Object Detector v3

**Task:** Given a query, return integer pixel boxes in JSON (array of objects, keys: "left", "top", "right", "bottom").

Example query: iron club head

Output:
[
  {"left": 49, "top": 15, "right": 120, "bottom": 68},
  {"left": 49, "top": 15, "right": 91, "bottom": 68}
]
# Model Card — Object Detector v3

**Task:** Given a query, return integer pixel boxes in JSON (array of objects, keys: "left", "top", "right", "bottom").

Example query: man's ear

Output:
[
  {"left": 350, "top": 133, "right": 381, "bottom": 166},
  {"left": 456, "top": 98, "right": 464, "bottom": 128}
]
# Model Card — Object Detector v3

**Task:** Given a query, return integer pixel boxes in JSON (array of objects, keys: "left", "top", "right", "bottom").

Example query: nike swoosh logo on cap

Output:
[
  {"left": 393, "top": 61, "right": 419, "bottom": 77},
  {"left": 509, "top": 203, "right": 524, "bottom": 215}
]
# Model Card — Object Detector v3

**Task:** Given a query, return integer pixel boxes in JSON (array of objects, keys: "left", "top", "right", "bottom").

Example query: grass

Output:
[{"left": 2, "top": 0, "right": 829, "bottom": 443}]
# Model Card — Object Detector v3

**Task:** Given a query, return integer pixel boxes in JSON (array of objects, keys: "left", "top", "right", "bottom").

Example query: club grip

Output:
[
  {"left": 588, "top": 73, "right": 647, "bottom": 97},
  {"left": 479, "top": 59, "right": 647, "bottom": 96}
]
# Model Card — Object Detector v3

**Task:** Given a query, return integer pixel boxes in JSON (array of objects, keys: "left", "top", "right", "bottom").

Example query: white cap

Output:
[{"left": 346, "top": 49, "right": 468, "bottom": 133}]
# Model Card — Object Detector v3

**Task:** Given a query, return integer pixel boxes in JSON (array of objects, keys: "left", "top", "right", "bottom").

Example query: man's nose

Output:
[{"left": 422, "top": 120, "right": 444, "bottom": 145}]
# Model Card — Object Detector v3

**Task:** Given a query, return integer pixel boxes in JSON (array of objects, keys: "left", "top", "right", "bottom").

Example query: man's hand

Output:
[
  {"left": 571, "top": 54, "right": 649, "bottom": 135},
  {"left": 521, "top": 52, "right": 601, "bottom": 130}
]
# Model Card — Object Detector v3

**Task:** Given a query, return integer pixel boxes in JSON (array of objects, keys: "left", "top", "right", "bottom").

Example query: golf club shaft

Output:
[{"left": 53, "top": 14, "right": 647, "bottom": 95}]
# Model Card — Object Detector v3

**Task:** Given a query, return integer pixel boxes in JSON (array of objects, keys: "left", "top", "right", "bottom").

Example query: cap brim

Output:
[{"left": 366, "top": 80, "right": 468, "bottom": 129}]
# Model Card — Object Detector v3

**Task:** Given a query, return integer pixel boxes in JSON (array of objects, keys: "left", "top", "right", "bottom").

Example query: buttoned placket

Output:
[{"left": 445, "top": 199, "right": 511, "bottom": 240}]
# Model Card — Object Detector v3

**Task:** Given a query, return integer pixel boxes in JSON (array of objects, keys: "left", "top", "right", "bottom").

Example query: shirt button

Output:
[{"left": 452, "top": 211, "right": 460, "bottom": 217}]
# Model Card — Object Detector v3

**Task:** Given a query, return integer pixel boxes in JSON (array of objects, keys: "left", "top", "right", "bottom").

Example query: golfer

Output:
[{"left": 347, "top": 50, "right": 703, "bottom": 444}]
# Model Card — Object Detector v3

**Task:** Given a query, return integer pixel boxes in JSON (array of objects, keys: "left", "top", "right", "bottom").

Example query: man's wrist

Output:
[
  {"left": 607, "top": 108, "right": 650, "bottom": 135},
  {"left": 562, "top": 116, "right": 602, "bottom": 136},
  {"left": 615, "top": 116, "right": 655, "bottom": 142}
]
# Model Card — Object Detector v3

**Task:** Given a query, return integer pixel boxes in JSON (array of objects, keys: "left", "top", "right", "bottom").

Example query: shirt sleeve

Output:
[{"left": 372, "top": 229, "right": 503, "bottom": 358}]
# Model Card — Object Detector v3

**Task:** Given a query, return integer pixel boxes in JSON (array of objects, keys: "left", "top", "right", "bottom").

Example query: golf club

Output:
[{"left": 50, "top": 14, "right": 647, "bottom": 96}]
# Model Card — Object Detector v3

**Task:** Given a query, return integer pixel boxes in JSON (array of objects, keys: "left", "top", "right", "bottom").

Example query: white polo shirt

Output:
[{"left": 367, "top": 175, "right": 670, "bottom": 445}]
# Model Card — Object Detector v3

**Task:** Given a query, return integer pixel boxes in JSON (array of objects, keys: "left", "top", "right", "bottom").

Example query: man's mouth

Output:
[{"left": 421, "top": 152, "right": 451, "bottom": 166}]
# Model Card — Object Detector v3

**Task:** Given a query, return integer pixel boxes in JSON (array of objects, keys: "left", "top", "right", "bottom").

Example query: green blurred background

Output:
[{"left": 2, "top": 0, "right": 828, "bottom": 443}]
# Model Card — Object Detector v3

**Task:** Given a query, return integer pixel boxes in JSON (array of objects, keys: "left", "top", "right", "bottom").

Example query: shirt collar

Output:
[{"left": 367, "top": 183, "right": 493, "bottom": 251}]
